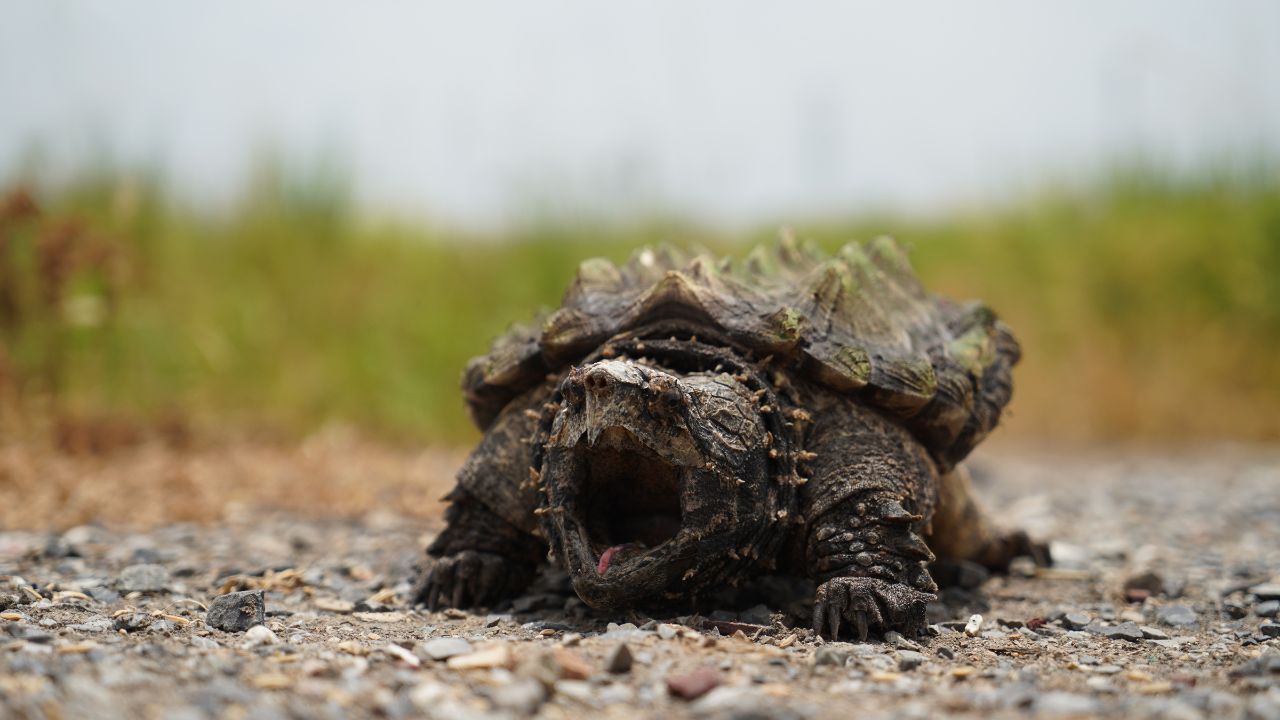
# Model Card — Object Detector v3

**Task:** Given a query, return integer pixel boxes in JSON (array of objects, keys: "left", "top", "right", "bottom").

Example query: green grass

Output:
[{"left": 3, "top": 162, "right": 1279, "bottom": 445}]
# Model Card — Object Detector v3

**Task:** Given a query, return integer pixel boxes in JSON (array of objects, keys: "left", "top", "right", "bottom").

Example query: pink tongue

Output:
[{"left": 597, "top": 545, "right": 628, "bottom": 574}]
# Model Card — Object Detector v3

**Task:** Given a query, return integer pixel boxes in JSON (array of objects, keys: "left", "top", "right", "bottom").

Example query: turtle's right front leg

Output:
[
  {"left": 801, "top": 402, "right": 940, "bottom": 640},
  {"left": 414, "top": 488, "right": 543, "bottom": 609},
  {"left": 412, "top": 387, "right": 550, "bottom": 610}
]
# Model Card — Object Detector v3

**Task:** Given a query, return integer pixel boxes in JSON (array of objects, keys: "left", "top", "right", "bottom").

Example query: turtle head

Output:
[{"left": 537, "top": 355, "right": 788, "bottom": 609}]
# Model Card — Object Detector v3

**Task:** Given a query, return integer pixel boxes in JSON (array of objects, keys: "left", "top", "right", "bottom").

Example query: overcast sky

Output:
[{"left": 3, "top": 1, "right": 1278, "bottom": 227}]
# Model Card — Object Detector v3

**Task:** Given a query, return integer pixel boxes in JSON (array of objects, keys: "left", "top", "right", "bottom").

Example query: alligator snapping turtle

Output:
[{"left": 413, "top": 236, "right": 1046, "bottom": 640}]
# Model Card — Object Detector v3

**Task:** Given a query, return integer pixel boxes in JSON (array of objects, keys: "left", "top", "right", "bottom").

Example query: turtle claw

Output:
[
  {"left": 413, "top": 550, "right": 515, "bottom": 611},
  {"left": 813, "top": 576, "right": 933, "bottom": 641}
]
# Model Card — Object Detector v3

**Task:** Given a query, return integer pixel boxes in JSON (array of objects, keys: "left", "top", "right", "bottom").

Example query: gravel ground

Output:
[{"left": 2, "top": 447, "right": 1279, "bottom": 719}]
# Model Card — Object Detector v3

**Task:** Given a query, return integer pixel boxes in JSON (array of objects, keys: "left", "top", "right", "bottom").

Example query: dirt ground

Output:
[{"left": 2, "top": 439, "right": 1279, "bottom": 719}]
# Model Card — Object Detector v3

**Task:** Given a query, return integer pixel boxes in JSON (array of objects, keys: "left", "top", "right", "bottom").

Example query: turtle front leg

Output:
[
  {"left": 413, "top": 488, "right": 543, "bottom": 609},
  {"left": 412, "top": 386, "right": 552, "bottom": 610},
  {"left": 801, "top": 402, "right": 940, "bottom": 641}
]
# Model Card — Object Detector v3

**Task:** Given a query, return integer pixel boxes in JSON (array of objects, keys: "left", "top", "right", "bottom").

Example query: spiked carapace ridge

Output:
[{"left": 462, "top": 235, "right": 1018, "bottom": 470}]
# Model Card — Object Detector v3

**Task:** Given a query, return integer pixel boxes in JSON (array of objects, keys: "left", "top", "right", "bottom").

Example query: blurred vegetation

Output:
[{"left": 1, "top": 162, "right": 1278, "bottom": 447}]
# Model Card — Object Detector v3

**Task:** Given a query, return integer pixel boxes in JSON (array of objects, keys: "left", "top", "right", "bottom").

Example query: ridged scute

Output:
[{"left": 463, "top": 235, "right": 1019, "bottom": 468}]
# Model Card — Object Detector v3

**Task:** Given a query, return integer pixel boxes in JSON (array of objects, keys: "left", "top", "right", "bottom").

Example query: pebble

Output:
[
  {"left": 240, "top": 624, "right": 278, "bottom": 648},
  {"left": 814, "top": 645, "right": 850, "bottom": 667},
  {"left": 1061, "top": 612, "right": 1091, "bottom": 630},
  {"left": 489, "top": 678, "right": 546, "bottom": 714},
  {"left": 605, "top": 643, "right": 633, "bottom": 673},
  {"left": 1157, "top": 605, "right": 1198, "bottom": 627},
  {"left": 1250, "top": 584, "right": 1280, "bottom": 601},
  {"left": 1139, "top": 626, "right": 1169, "bottom": 640},
  {"left": 1257, "top": 600, "right": 1280, "bottom": 618},
  {"left": 666, "top": 666, "right": 722, "bottom": 700},
  {"left": 897, "top": 650, "right": 926, "bottom": 671},
  {"left": 1261, "top": 623, "right": 1280, "bottom": 638},
  {"left": 117, "top": 564, "right": 171, "bottom": 593},
  {"left": 419, "top": 637, "right": 473, "bottom": 661},
  {"left": 206, "top": 590, "right": 266, "bottom": 633},
  {"left": 1124, "top": 570, "right": 1165, "bottom": 596},
  {"left": 964, "top": 614, "right": 983, "bottom": 636},
  {"left": 113, "top": 613, "right": 153, "bottom": 633},
  {"left": 1034, "top": 692, "right": 1101, "bottom": 716},
  {"left": 0, "top": 592, "right": 17, "bottom": 610},
  {"left": 446, "top": 644, "right": 513, "bottom": 670},
  {"left": 1090, "top": 622, "right": 1144, "bottom": 642},
  {"left": 656, "top": 623, "right": 681, "bottom": 640}
]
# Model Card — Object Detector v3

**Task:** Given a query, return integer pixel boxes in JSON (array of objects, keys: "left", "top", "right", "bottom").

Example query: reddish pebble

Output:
[
  {"left": 665, "top": 666, "right": 722, "bottom": 700},
  {"left": 1125, "top": 588, "right": 1151, "bottom": 603},
  {"left": 1025, "top": 617, "right": 1047, "bottom": 630}
]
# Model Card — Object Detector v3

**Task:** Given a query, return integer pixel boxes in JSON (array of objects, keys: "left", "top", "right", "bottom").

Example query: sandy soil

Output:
[{"left": 1, "top": 442, "right": 1279, "bottom": 719}]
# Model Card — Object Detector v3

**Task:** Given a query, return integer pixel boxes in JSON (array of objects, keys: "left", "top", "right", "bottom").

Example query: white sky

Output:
[{"left": 2, "top": 1, "right": 1278, "bottom": 227}]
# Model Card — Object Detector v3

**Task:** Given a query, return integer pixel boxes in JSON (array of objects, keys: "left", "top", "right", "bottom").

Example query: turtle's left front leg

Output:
[{"left": 801, "top": 402, "right": 940, "bottom": 641}]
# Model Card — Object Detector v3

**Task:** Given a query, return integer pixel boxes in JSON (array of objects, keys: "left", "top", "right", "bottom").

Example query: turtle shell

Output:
[{"left": 462, "top": 235, "right": 1018, "bottom": 469}]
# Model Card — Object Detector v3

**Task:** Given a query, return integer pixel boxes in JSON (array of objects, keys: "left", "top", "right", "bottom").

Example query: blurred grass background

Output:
[{"left": 2, "top": 161, "right": 1278, "bottom": 448}]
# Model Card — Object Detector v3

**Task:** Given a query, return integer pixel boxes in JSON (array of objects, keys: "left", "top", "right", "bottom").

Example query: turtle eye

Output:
[{"left": 645, "top": 376, "right": 683, "bottom": 416}]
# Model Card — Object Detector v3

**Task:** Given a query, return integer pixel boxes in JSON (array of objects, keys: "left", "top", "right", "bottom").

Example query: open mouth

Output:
[{"left": 575, "top": 426, "right": 684, "bottom": 574}]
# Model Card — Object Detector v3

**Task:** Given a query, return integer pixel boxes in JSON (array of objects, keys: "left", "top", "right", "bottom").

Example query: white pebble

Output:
[{"left": 964, "top": 614, "right": 983, "bottom": 637}]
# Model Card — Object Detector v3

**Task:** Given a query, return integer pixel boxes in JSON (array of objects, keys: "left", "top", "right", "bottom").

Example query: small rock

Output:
[
  {"left": 489, "top": 679, "right": 546, "bottom": 714},
  {"left": 420, "top": 637, "right": 473, "bottom": 661},
  {"left": 1261, "top": 623, "right": 1280, "bottom": 638},
  {"left": 964, "top": 614, "right": 983, "bottom": 636},
  {"left": 666, "top": 666, "right": 722, "bottom": 701},
  {"left": 1092, "top": 622, "right": 1144, "bottom": 642},
  {"left": 148, "top": 619, "right": 177, "bottom": 633},
  {"left": 606, "top": 643, "right": 634, "bottom": 673},
  {"left": 0, "top": 593, "right": 17, "bottom": 611},
  {"left": 446, "top": 644, "right": 513, "bottom": 670},
  {"left": 1250, "top": 584, "right": 1280, "bottom": 601},
  {"left": 68, "top": 618, "right": 114, "bottom": 633},
  {"left": 738, "top": 603, "right": 774, "bottom": 625},
  {"left": 118, "top": 564, "right": 170, "bottom": 593},
  {"left": 206, "top": 590, "right": 266, "bottom": 633},
  {"left": 1222, "top": 600, "right": 1250, "bottom": 619},
  {"left": 1157, "top": 605, "right": 1198, "bottom": 627},
  {"left": 657, "top": 623, "right": 681, "bottom": 640},
  {"left": 551, "top": 648, "right": 593, "bottom": 679},
  {"left": 1124, "top": 570, "right": 1165, "bottom": 597},
  {"left": 5, "top": 623, "right": 53, "bottom": 643},
  {"left": 240, "top": 624, "right": 278, "bottom": 648},
  {"left": 113, "top": 613, "right": 152, "bottom": 633},
  {"left": 1034, "top": 692, "right": 1101, "bottom": 716},
  {"left": 937, "top": 647, "right": 956, "bottom": 660},
  {"left": 313, "top": 597, "right": 355, "bottom": 614},
  {"left": 814, "top": 645, "right": 850, "bottom": 667},
  {"left": 1256, "top": 600, "right": 1280, "bottom": 618},
  {"left": 1140, "top": 626, "right": 1169, "bottom": 640},
  {"left": 1061, "top": 612, "right": 1091, "bottom": 630},
  {"left": 897, "top": 650, "right": 927, "bottom": 671}
]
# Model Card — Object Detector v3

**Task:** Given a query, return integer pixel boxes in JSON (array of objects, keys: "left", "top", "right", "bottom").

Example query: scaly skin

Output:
[{"left": 801, "top": 395, "right": 940, "bottom": 640}]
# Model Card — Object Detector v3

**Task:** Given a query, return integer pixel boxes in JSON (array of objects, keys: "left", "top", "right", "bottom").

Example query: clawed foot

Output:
[
  {"left": 812, "top": 576, "right": 934, "bottom": 641},
  {"left": 413, "top": 550, "right": 524, "bottom": 610}
]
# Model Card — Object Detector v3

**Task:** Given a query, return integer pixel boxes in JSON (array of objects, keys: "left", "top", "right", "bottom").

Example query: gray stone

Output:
[
  {"left": 1090, "top": 622, "right": 1144, "bottom": 642},
  {"left": 117, "top": 563, "right": 170, "bottom": 593},
  {"left": 1261, "top": 623, "right": 1280, "bottom": 638},
  {"left": 240, "top": 624, "right": 278, "bottom": 648},
  {"left": 113, "top": 613, "right": 153, "bottom": 633},
  {"left": 488, "top": 678, "right": 546, "bottom": 714},
  {"left": 1061, "top": 612, "right": 1091, "bottom": 629},
  {"left": 1140, "top": 625, "right": 1169, "bottom": 640},
  {"left": 206, "top": 590, "right": 266, "bottom": 633},
  {"left": 897, "top": 650, "right": 927, "bottom": 670},
  {"left": 4, "top": 622, "right": 53, "bottom": 643},
  {"left": 68, "top": 618, "right": 114, "bottom": 633},
  {"left": 1034, "top": 692, "right": 1100, "bottom": 716},
  {"left": 814, "top": 644, "right": 850, "bottom": 667},
  {"left": 1258, "top": 601, "right": 1280, "bottom": 618},
  {"left": 420, "top": 636, "right": 472, "bottom": 661},
  {"left": 1157, "top": 605, "right": 1198, "bottom": 627},
  {"left": 1251, "top": 584, "right": 1280, "bottom": 601},
  {"left": 0, "top": 592, "right": 17, "bottom": 610},
  {"left": 606, "top": 642, "right": 633, "bottom": 673}
]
